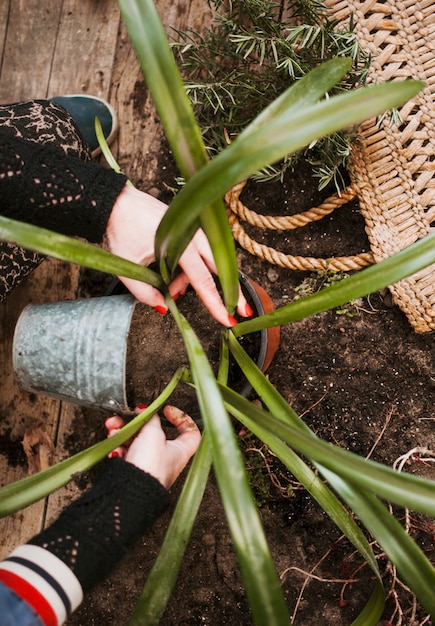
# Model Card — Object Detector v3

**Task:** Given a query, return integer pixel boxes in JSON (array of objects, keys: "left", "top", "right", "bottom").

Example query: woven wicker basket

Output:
[{"left": 226, "top": 0, "right": 435, "bottom": 332}]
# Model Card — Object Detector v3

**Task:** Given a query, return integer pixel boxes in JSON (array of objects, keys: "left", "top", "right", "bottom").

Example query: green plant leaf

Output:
[
  {"left": 95, "top": 117, "right": 133, "bottom": 184},
  {"left": 0, "top": 216, "right": 165, "bottom": 291},
  {"left": 156, "top": 78, "right": 424, "bottom": 265},
  {"left": 237, "top": 57, "right": 352, "bottom": 136},
  {"left": 131, "top": 326, "right": 234, "bottom": 624},
  {"left": 155, "top": 56, "right": 353, "bottom": 265},
  {"left": 223, "top": 336, "right": 381, "bottom": 579},
  {"left": 167, "top": 299, "right": 289, "bottom": 625},
  {"left": 221, "top": 382, "right": 380, "bottom": 571},
  {"left": 223, "top": 386, "right": 385, "bottom": 625},
  {"left": 350, "top": 581, "right": 385, "bottom": 626},
  {"left": 235, "top": 398, "right": 435, "bottom": 515},
  {"left": 235, "top": 231, "right": 435, "bottom": 335},
  {"left": 129, "top": 433, "right": 213, "bottom": 625},
  {"left": 118, "top": 0, "right": 239, "bottom": 312},
  {"left": 334, "top": 480, "right": 435, "bottom": 618},
  {"left": 0, "top": 369, "right": 184, "bottom": 517}
]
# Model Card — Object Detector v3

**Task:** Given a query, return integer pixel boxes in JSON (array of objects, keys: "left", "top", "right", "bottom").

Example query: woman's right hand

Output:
[{"left": 106, "top": 185, "right": 252, "bottom": 326}]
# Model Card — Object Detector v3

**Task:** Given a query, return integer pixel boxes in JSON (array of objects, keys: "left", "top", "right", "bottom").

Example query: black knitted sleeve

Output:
[
  {"left": 29, "top": 458, "right": 170, "bottom": 593},
  {"left": 0, "top": 131, "right": 128, "bottom": 242}
]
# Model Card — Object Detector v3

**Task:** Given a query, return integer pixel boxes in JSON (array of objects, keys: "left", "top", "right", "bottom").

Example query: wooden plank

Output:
[
  {"left": 0, "top": 259, "right": 79, "bottom": 558},
  {"left": 43, "top": 0, "right": 122, "bottom": 528},
  {"left": 48, "top": 0, "right": 121, "bottom": 98},
  {"left": 0, "top": 0, "right": 120, "bottom": 557},
  {"left": 0, "top": 1, "right": 11, "bottom": 68},
  {"left": 0, "top": 0, "right": 70, "bottom": 559},
  {"left": 0, "top": 0, "right": 62, "bottom": 101}
]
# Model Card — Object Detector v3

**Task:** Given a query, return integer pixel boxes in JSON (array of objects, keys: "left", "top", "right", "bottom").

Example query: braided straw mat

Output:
[{"left": 226, "top": 0, "right": 435, "bottom": 332}]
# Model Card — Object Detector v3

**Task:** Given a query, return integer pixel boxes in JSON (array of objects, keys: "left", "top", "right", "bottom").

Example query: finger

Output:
[
  {"left": 178, "top": 254, "right": 236, "bottom": 327},
  {"left": 104, "top": 415, "right": 125, "bottom": 432},
  {"left": 163, "top": 405, "right": 198, "bottom": 432},
  {"left": 108, "top": 447, "right": 125, "bottom": 459},
  {"left": 234, "top": 283, "right": 252, "bottom": 318},
  {"left": 168, "top": 271, "right": 190, "bottom": 299},
  {"left": 188, "top": 230, "right": 219, "bottom": 272},
  {"left": 134, "top": 403, "right": 149, "bottom": 414},
  {"left": 105, "top": 419, "right": 126, "bottom": 459},
  {"left": 163, "top": 405, "right": 201, "bottom": 457},
  {"left": 117, "top": 276, "right": 168, "bottom": 313},
  {"left": 191, "top": 231, "right": 252, "bottom": 318},
  {"left": 180, "top": 232, "right": 251, "bottom": 322}
]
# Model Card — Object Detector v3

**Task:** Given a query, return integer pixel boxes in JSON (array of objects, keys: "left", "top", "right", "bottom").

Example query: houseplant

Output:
[{"left": 0, "top": 0, "right": 434, "bottom": 624}]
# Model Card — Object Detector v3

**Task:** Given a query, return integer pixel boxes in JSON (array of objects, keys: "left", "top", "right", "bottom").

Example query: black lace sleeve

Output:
[
  {"left": 0, "top": 131, "right": 128, "bottom": 242},
  {"left": 29, "top": 457, "right": 170, "bottom": 593}
]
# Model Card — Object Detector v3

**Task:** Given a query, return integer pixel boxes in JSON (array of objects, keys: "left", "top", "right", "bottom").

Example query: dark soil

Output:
[
  {"left": 124, "top": 275, "right": 264, "bottom": 419},
  {"left": 67, "top": 157, "right": 435, "bottom": 625}
]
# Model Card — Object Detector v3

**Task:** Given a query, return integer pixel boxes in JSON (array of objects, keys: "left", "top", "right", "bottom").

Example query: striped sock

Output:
[{"left": 0, "top": 544, "right": 83, "bottom": 626}]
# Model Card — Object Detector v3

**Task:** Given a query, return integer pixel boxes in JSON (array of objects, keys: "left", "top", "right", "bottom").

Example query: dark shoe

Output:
[{"left": 50, "top": 94, "right": 118, "bottom": 158}]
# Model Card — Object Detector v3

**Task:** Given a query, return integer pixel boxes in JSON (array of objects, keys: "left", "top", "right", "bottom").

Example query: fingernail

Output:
[
  {"left": 173, "top": 290, "right": 186, "bottom": 301},
  {"left": 245, "top": 303, "right": 254, "bottom": 317},
  {"left": 137, "top": 403, "right": 148, "bottom": 410},
  {"left": 109, "top": 451, "right": 120, "bottom": 458},
  {"left": 154, "top": 305, "right": 167, "bottom": 315},
  {"left": 227, "top": 314, "right": 238, "bottom": 327}
]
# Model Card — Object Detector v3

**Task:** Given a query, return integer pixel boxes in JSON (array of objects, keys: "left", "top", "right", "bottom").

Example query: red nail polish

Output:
[
  {"left": 109, "top": 451, "right": 120, "bottom": 458},
  {"left": 154, "top": 305, "right": 167, "bottom": 315},
  {"left": 137, "top": 404, "right": 148, "bottom": 410},
  {"left": 227, "top": 314, "right": 238, "bottom": 327},
  {"left": 245, "top": 303, "right": 254, "bottom": 317}
]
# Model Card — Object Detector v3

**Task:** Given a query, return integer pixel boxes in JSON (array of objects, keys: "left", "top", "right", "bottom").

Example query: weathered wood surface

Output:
[
  {"left": 0, "top": 0, "right": 121, "bottom": 558},
  {"left": 0, "top": 0, "right": 211, "bottom": 561}
]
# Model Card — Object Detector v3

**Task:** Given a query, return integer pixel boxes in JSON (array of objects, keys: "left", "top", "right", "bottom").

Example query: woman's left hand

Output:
[{"left": 105, "top": 405, "right": 201, "bottom": 489}]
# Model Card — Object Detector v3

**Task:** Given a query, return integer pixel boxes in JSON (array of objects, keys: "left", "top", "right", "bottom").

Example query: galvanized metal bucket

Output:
[{"left": 13, "top": 294, "right": 136, "bottom": 413}]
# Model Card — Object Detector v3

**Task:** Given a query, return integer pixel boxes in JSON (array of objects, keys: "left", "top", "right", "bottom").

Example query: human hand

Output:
[
  {"left": 106, "top": 185, "right": 252, "bottom": 327},
  {"left": 104, "top": 405, "right": 201, "bottom": 489}
]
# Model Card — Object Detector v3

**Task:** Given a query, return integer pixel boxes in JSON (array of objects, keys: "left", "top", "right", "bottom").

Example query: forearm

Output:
[
  {"left": 0, "top": 458, "right": 169, "bottom": 625},
  {"left": 0, "top": 132, "right": 127, "bottom": 242}
]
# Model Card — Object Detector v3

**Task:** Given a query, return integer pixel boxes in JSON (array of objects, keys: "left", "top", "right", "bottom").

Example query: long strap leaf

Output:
[
  {"left": 223, "top": 345, "right": 435, "bottom": 617},
  {"left": 156, "top": 79, "right": 424, "bottom": 263},
  {"left": 235, "top": 231, "right": 435, "bottom": 335},
  {"left": 222, "top": 385, "right": 384, "bottom": 625},
  {"left": 118, "top": 0, "right": 239, "bottom": 311},
  {"left": 0, "top": 216, "right": 164, "bottom": 291},
  {"left": 325, "top": 473, "right": 435, "bottom": 618},
  {"left": 0, "top": 369, "right": 184, "bottom": 517},
  {"left": 167, "top": 299, "right": 289, "bottom": 625},
  {"left": 155, "top": 56, "right": 353, "bottom": 270},
  {"left": 223, "top": 364, "right": 435, "bottom": 514},
  {"left": 129, "top": 433, "right": 213, "bottom": 625}
]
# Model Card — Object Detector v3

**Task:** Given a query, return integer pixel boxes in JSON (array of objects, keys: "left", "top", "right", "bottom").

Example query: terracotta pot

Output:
[{"left": 237, "top": 272, "right": 280, "bottom": 396}]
